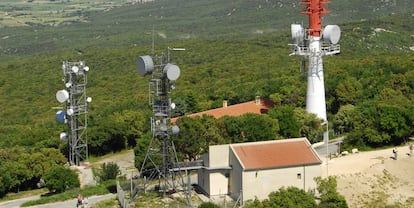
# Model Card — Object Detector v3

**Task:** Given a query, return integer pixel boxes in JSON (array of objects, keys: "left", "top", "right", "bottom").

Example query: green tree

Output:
[
  {"left": 43, "top": 165, "right": 80, "bottom": 193},
  {"left": 200, "top": 115, "right": 225, "bottom": 146},
  {"left": 95, "top": 162, "right": 121, "bottom": 183},
  {"left": 268, "top": 106, "right": 301, "bottom": 138},
  {"left": 333, "top": 104, "right": 358, "bottom": 134},
  {"left": 335, "top": 77, "right": 363, "bottom": 106},
  {"left": 175, "top": 116, "right": 208, "bottom": 161},
  {"left": 378, "top": 105, "right": 410, "bottom": 143},
  {"left": 219, "top": 116, "right": 245, "bottom": 143},
  {"left": 294, "top": 108, "right": 323, "bottom": 143},
  {"left": 238, "top": 113, "right": 279, "bottom": 142},
  {"left": 315, "top": 177, "right": 348, "bottom": 208},
  {"left": 198, "top": 202, "right": 221, "bottom": 208},
  {"left": 263, "top": 186, "right": 317, "bottom": 208},
  {"left": 134, "top": 132, "right": 154, "bottom": 170}
]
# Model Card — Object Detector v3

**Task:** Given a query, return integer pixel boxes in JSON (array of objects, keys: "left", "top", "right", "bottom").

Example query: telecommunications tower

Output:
[
  {"left": 136, "top": 47, "right": 186, "bottom": 194},
  {"left": 290, "top": 0, "right": 341, "bottom": 142},
  {"left": 56, "top": 61, "right": 92, "bottom": 166}
]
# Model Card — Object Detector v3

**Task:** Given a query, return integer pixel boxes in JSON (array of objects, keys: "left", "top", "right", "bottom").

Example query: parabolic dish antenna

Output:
[
  {"left": 65, "top": 82, "right": 72, "bottom": 88},
  {"left": 60, "top": 132, "right": 68, "bottom": 140},
  {"left": 67, "top": 108, "right": 74, "bottom": 116},
  {"left": 55, "top": 110, "right": 67, "bottom": 123},
  {"left": 323, "top": 25, "right": 341, "bottom": 44},
  {"left": 291, "top": 24, "right": 305, "bottom": 43},
  {"left": 137, "top": 55, "right": 154, "bottom": 76},
  {"left": 71, "top": 66, "right": 79, "bottom": 73},
  {"left": 56, "top": 90, "right": 69, "bottom": 103},
  {"left": 163, "top": 63, "right": 180, "bottom": 81},
  {"left": 172, "top": 125, "right": 180, "bottom": 135}
]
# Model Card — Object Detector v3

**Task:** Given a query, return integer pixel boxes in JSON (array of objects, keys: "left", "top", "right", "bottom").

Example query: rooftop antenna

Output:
[
  {"left": 289, "top": 0, "right": 341, "bottom": 144},
  {"left": 136, "top": 47, "right": 190, "bottom": 203},
  {"left": 55, "top": 61, "right": 92, "bottom": 166}
]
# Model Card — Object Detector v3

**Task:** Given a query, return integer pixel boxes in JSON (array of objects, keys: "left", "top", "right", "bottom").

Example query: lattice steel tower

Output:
[
  {"left": 56, "top": 61, "right": 91, "bottom": 166},
  {"left": 136, "top": 47, "right": 185, "bottom": 193}
]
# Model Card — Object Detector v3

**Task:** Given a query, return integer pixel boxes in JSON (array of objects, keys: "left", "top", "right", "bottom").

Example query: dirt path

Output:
[
  {"left": 75, "top": 150, "right": 137, "bottom": 188},
  {"left": 323, "top": 146, "right": 414, "bottom": 207}
]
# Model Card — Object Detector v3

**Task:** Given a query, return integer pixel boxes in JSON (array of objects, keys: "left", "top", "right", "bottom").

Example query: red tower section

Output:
[{"left": 301, "top": 0, "right": 329, "bottom": 37}]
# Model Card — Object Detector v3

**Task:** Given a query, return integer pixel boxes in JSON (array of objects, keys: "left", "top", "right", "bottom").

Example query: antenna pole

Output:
[{"left": 290, "top": 0, "right": 340, "bottom": 148}]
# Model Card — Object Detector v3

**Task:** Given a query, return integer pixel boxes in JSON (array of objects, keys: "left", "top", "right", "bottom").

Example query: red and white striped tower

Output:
[{"left": 290, "top": 0, "right": 341, "bottom": 142}]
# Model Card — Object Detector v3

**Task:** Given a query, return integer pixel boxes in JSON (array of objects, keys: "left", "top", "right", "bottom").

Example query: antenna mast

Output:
[
  {"left": 290, "top": 0, "right": 341, "bottom": 143},
  {"left": 136, "top": 47, "right": 189, "bottom": 200},
  {"left": 56, "top": 61, "right": 92, "bottom": 166}
]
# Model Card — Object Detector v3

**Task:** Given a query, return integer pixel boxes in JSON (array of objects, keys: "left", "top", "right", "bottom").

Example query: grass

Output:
[
  {"left": 87, "top": 149, "right": 134, "bottom": 163},
  {"left": 0, "top": 0, "right": 129, "bottom": 27},
  {"left": 21, "top": 180, "right": 117, "bottom": 207},
  {"left": 0, "top": 188, "right": 47, "bottom": 202},
  {"left": 89, "top": 197, "right": 119, "bottom": 208}
]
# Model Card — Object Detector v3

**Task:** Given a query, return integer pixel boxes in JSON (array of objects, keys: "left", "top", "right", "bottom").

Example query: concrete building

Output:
[{"left": 198, "top": 137, "right": 322, "bottom": 204}]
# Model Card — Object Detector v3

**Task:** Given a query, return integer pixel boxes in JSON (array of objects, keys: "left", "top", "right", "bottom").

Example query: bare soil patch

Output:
[{"left": 323, "top": 146, "right": 414, "bottom": 207}]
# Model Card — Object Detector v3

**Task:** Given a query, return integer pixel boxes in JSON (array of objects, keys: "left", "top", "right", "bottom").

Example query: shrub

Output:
[
  {"left": 43, "top": 165, "right": 80, "bottom": 193},
  {"left": 94, "top": 162, "right": 121, "bottom": 183}
]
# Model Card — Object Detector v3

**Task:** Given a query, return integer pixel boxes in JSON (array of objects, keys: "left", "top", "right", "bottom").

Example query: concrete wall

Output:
[
  {"left": 241, "top": 164, "right": 321, "bottom": 202},
  {"left": 198, "top": 144, "right": 230, "bottom": 196},
  {"left": 229, "top": 147, "right": 243, "bottom": 201}
]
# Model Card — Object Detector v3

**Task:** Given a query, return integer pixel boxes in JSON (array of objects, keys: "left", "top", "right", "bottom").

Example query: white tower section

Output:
[
  {"left": 290, "top": 0, "right": 341, "bottom": 142},
  {"left": 306, "top": 36, "right": 327, "bottom": 122}
]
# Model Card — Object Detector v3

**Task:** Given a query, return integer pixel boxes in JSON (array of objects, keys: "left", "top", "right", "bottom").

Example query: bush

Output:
[
  {"left": 43, "top": 165, "right": 80, "bottom": 193},
  {"left": 198, "top": 202, "right": 221, "bottom": 208},
  {"left": 94, "top": 162, "right": 121, "bottom": 183}
]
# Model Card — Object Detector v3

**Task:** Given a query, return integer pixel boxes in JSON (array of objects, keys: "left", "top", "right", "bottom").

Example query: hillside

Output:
[
  {"left": 0, "top": 0, "right": 413, "bottom": 202},
  {"left": 0, "top": 0, "right": 413, "bottom": 57},
  {"left": 0, "top": 0, "right": 412, "bottom": 158},
  {"left": 0, "top": 0, "right": 413, "bottom": 146}
]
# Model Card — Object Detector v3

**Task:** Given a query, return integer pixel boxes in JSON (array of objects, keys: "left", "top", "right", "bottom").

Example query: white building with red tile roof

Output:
[{"left": 197, "top": 137, "right": 322, "bottom": 204}]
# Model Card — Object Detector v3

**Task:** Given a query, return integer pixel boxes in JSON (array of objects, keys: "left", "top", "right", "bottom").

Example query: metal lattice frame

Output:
[
  {"left": 139, "top": 53, "right": 186, "bottom": 194},
  {"left": 62, "top": 61, "right": 89, "bottom": 166}
]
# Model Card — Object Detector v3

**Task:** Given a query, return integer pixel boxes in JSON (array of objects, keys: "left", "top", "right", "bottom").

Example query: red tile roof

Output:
[
  {"left": 231, "top": 138, "right": 321, "bottom": 170},
  {"left": 171, "top": 99, "right": 273, "bottom": 123}
]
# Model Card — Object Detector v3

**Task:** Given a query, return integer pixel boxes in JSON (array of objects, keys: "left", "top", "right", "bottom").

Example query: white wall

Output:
[
  {"left": 241, "top": 164, "right": 321, "bottom": 202},
  {"left": 198, "top": 144, "right": 231, "bottom": 196}
]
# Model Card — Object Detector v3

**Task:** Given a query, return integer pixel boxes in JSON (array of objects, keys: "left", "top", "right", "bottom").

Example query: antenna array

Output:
[
  {"left": 136, "top": 47, "right": 188, "bottom": 196},
  {"left": 55, "top": 61, "right": 92, "bottom": 166}
]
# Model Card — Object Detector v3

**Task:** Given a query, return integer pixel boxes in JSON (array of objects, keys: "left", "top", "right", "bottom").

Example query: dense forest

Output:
[{"left": 0, "top": 0, "right": 413, "bottom": 198}]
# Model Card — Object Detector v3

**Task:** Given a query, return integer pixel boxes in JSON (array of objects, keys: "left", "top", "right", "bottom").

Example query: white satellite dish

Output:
[
  {"left": 171, "top": 125, "right": 180, "bottom": 135},
  {"left": 71, "top": 66, "right": 79, "bottom": 73},
  {"left": 291, "top": 24, "right": 305, "bottom": 43},
  {"left": 170, "top": 102, "right": 176, "bottom": 110},
  {"left": 67, "top": 108, "right": 74, "bottom": 116},
  {"left": 163, "top": 63, "right": 180, "bottom": 81},
  {"left": 86, "top": 97, "right": 92, "bottom": 103},
  {"left": 136, "top": 55, "right": 154, "bottom": 76},
  {"left": 323, "top": 25, "right": 341, "bottom": 44},
  {"left": 84, "top": 66, "right": 90, "bottom": 72},
  {"left": 65, "top": 82, "right": 72, "bottom": 88},
  {"left": 56, "top": 90, "right": 69, "bottom": 103},
  {"left": 60, "top": 132, "right": 68, "bottom": 140}
]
